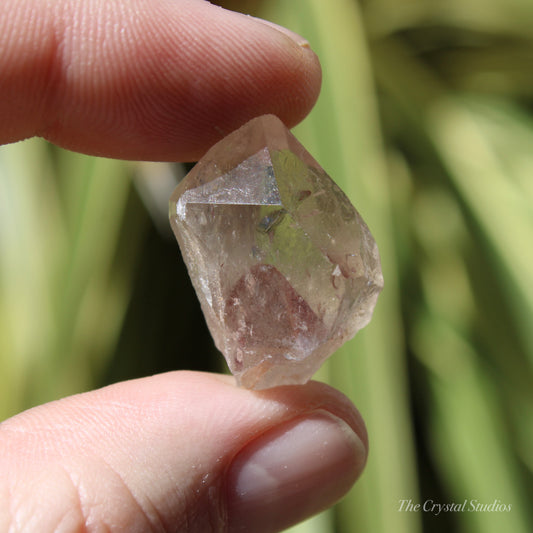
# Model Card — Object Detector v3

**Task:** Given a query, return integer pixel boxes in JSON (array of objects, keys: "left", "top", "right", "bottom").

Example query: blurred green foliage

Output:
[{"left": 1, "top": 0, "right": 532, "bottom": 532}]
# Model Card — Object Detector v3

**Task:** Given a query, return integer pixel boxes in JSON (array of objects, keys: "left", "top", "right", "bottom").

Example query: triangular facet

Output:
[{"left": 176, "top": 148, "right": 281, "bottom": 219}]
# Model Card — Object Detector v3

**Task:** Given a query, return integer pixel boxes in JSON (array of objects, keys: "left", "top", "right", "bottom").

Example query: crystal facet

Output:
[{"left": 169, "top": 115, "right": 383, "bottom": 389}]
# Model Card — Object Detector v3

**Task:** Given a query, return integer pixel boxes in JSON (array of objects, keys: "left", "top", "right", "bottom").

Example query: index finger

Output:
[{"left": 0, "top": 0, "right": 321, "bottom": 161}]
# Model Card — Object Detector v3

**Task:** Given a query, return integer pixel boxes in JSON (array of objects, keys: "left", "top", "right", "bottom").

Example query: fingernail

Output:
[
  {"left": 250, "top": 17, "right": 312, "bottom": 49},
  {"left": 226, "top": 410, "right": 367, "bottom": 533}
]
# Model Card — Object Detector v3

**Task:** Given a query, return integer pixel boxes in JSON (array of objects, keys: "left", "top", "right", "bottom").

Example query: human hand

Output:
[
  {"left": 0, "top": 0, "right": 321, "bottom": 161},
  {"left": 0, "top": 1, "right": 368, "bottom": 532},
  {"left": 1, "top": 372, "right": 367, "bottom": 532}
]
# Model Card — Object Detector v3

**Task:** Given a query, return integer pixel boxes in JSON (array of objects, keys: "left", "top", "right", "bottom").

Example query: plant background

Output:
[{"left": 1, "top": 0, "right": 532, "bottom": 532}]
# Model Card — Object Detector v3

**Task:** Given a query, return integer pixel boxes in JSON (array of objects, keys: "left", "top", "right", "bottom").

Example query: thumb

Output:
[{"left": 0, "top": 371, "right": 367, "bottom": 533}]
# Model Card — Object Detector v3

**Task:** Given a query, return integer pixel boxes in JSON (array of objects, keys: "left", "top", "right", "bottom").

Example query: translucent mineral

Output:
[{"left": 169, "top": 115, "right": 383, "bottom": 389}]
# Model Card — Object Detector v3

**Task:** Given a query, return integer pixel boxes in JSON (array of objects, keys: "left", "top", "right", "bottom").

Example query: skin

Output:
[
  {"left": 0, "top": 0, "right": 320, "bottom": 160},
  {"left": 0, "top": 1, "right": 368, "bottom": 531}
]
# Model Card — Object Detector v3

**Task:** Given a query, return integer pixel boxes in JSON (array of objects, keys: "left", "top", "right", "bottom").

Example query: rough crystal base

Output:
[{"left": 169, "top": 115, "right": 383, "bottom": 389}]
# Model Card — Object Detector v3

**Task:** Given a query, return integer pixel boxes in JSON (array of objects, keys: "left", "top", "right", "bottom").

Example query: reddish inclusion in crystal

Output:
[{"left": 225, "top": 264, "right": 328, "bottom": 366}]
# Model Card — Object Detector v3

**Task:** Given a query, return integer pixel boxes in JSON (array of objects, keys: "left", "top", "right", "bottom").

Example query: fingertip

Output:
[
  {"left": 226, "top": 409, "right": 366, "bottom": 533},
  {"left": 0, "top": 372, "right": 365, "bottom": 533},
  {"left": 250, "top": 16, "right": 313, "bottom": 49},
  {"left": 0, "top": 0, "right": 321, "bottom": 160},
  {"left": 118, "top": 5, "right": 323, "bottom": 160},
  {"left": 249, "top": 379, "right": 368, "bottom": 453}
]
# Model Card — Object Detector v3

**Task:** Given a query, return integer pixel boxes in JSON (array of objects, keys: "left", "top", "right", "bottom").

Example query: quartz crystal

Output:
[{"left": 169, "top": 115, "right": 383, "bottom": 389}]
